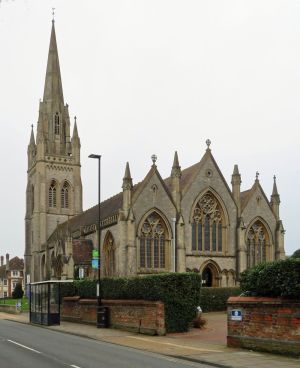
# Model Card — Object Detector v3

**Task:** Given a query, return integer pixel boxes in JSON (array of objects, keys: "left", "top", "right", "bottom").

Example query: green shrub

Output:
[
  {"left": 63, "top": 273, "right": 201, "bottom": 332},
  {"left": 240, "top": 258, "right": 300, "bottom": 298},
  {"left": 12, "top": 283, "right": 24, "bottom": 299},
  {"left": 291, "top": 249, "right": 300, "bottom": 259},
  {"left": 200, "top": 287, "right": 241, "bottom": 312}
]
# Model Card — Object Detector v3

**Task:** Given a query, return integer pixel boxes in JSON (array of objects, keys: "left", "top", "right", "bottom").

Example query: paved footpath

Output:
[{"left": 1, "top": 311, "right": 299, "bottom": 368}]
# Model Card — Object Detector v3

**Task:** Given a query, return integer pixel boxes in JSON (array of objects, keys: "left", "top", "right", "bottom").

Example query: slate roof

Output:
[
  {"left": 0, "top": 257, "right": 24, "bottom": 278},
  {"left": 50, "top": 151, "right": 259, "bottom": 240}
]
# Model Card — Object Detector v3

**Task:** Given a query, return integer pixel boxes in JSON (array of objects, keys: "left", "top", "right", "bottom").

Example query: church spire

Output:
[
  {"left": 29, "top": 124, "right": 35, "bottom": 146},
  {"left": 43, "top": 20, "right": 64, "bottom": 107},
  {"left": 271, "top": 175, "right": 280, "bottom": 220}
]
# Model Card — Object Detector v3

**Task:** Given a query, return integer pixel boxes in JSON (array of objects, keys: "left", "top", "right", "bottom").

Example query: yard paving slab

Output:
[{"left": 1, "top": 311, "right": 299, "bottom": 368}]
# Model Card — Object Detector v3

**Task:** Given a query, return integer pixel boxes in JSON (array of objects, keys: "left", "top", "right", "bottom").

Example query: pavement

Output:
[{"left": 1, "top": 311, "right": 299, "bottom": 368}]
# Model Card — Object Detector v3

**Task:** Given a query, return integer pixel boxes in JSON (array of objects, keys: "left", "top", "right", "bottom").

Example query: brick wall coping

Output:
[
  {"left": 63, "top": 297, "right": 163, "bottom": 307},
  {"left": 228, "top": 296, "right": 300, "bottom": 305}
]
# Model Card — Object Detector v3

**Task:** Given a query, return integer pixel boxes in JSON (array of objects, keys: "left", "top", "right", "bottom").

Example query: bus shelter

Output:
[{"left": 29, "top": 280, "right": 73, "bottom": 326}]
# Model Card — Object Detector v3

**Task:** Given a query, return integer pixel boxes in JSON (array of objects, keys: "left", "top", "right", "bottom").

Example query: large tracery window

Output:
[
  {"left": 139, "top": 212, "right": 169, "bottom": 270},
  {"left": 247, "top": 221, "right": 269, "bottom": 267},
  {"left": 48, "top": 180, "right": 57, "bottom": 208},
  {"left": 61, "top": 181, "right": 70, "bottom": 208},
  {"left": 192, "top": 192, "right": 224, "bottom": 253}
]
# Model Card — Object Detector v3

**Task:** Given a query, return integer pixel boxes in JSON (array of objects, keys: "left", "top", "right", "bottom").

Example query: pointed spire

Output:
[
  {"left": 171, "top": 151, "right": 182, "bottom": 178},
  {"left": 233, "top": 164, "right": 240, "bottom": 176},
  {"left": 43, "top": 20, "right": 64, "bottom": 106},
  {"left": 272, "top": 175, "right": 279, "bottom": 196},
  {"left": 122, "top": 162, "right": 133, "bottom": 190},
  {"left": 72, "top": 116, "right": 79, "bottom": 139},
  {"left": 29, "top": 124, "right": 35, "bottom": 146}
]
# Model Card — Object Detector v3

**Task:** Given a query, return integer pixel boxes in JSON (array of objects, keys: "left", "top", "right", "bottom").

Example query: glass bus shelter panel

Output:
[{"left": 30, "top": 282, "right": 61, "bottom": 326}]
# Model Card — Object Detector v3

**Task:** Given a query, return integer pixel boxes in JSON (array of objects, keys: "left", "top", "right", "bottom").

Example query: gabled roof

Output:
[
  {"left": 240, "top": 181, "right": 274, "bottom": 216},
  {"left": 9, "top": 257, "right": 24, "bottom": 271}
]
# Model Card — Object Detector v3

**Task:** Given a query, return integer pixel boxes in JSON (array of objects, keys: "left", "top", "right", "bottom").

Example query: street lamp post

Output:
[{"left": 88, "top": 154, "right": 106, "bottom": 328}]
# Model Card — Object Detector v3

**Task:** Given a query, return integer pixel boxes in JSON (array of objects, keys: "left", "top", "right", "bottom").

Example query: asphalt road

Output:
[{"left": 0, "top": 320, "right": 212, "bottom": 368}]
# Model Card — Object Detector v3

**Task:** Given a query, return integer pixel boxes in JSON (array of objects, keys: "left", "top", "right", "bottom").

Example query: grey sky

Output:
[{"left": 0, "top": 0, "right": 299, "bottom": 258}]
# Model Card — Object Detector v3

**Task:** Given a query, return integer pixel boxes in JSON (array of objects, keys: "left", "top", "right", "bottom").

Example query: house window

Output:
[
  {"left": 4, "top": 279, "right": 7, "bottom": 286},
  {"left": 247, "top": 221, "right": 269, "bottom": 267},
  {"left": 139, "top": 212, "right": 169, "bottom": 270},
  {"left": 4, "top": 292, "right": 7, "bottom": 298},
  {"left": 12, "top": 282, "right": 18, "bottom": 290},
  {"left": 12, "top": 271, "right": 18, "bottom": 277},
  {"left": 49, "top": 180, "right": 57, "bottom": 208},
  {"left": 192, "top": 192, "right": 224, "bottom": 253},
  {"left": 61, "top": 181, "right": 69, "bottom": 208},
  {"left": 54, "top": 113, "right": 60, "bottom": 135}
]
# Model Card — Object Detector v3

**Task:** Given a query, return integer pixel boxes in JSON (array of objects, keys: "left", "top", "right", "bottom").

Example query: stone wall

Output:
[
  {"left": 62, "top": 297, "right": 165, "bottom": 335},
  {"left": 227, "top": 296, "right": 300, "bottom": 356},
  {"left": 0, "top": 304, "right": 21, "bottom": 314}
]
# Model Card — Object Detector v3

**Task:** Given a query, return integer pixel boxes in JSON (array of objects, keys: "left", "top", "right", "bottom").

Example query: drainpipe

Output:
[{"left": 171, "top": 218, "right": 176, "bottom": 272}]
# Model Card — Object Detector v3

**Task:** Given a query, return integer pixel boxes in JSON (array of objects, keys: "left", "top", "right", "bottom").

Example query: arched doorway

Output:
[{"left": 201, "top": 261, "right": 221, "bottom": 287}]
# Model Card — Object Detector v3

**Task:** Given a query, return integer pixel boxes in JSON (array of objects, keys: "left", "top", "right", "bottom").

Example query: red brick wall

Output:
[
  {"left": 227, "top": 296, "right": 300, "bottom": 356},
  {"left": 62, "top": 297, "right": 166, "bottom": 335}
]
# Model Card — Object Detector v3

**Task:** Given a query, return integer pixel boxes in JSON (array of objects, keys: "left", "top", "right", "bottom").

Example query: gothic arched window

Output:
[
  {"left": 247, "top": 221, "right": 269, "bottom": 267},
  {"left": 54, "top": 112, "right": 60, "bottom": 135},
  {"left": 139, "top": 212, "right": 169, "bottom": 270},
  {"left": 103, "top": 232, "right": 115, "bottom": 277},
  {"left": 192, "top": 192, "right": 224, "bottom": 253},
  {"left": 48, "top": 180, "right": 57, "bottom": 208},
  {"left": 61, "top": 181, "right": 70, "bottom": 208}
]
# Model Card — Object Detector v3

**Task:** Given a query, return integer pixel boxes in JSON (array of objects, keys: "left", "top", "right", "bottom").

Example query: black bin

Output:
[{"left": 97, "top": 306, "right": 108, "bottom": 328}]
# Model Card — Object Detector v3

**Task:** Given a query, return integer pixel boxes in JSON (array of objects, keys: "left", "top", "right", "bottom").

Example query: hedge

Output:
[
  {"left": 200, "top": 287, "right": 241, "bottom": 312},
  {"left": 60, "top": 273, "right": 201, "bottom": 333},
  {"left": 240, "top": 258, "right": 300, "bottom": 298}
]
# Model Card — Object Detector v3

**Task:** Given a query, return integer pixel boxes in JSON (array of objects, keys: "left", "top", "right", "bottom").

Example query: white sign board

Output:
[
  {"left": 79, "top": 267, "right": 84, "bottom": 279},
  {"left": 231, "top": 309, "right": 242, "bottom": 321}
]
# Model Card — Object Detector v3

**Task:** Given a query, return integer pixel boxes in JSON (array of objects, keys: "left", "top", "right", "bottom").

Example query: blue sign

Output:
[
  {"left": 231, "top": 309, "right": 242, "bottom": 321},
  {"left": 92, "top": 259, "right": 99, "bottom": 269}
]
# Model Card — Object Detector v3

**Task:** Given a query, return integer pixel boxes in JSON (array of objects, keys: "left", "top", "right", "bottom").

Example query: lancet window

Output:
[
  {"left": 48, "top": 180, "right": 57, "bottom": 208},
  {"left": 103, "top": 232, "right": 115, "bottom": 277},
  {"left": 54, "top": 113, "right": 60, "bottom": 135},
  {"left": 139, "top": 212, "right": 169, "bottom": 270},
  {"left": 61, "top": 181, "right": 69, "bottom": 208},
  {"left": 192, "top": 192, "right": 224, "bottom": 252},
  {"left": 247, "top": 221, "right": 268, "bottom": 267}
]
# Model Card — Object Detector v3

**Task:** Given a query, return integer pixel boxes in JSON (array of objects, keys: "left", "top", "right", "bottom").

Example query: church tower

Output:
[{"left": 25, "top": 20, "right": 83, "bottom": 282}]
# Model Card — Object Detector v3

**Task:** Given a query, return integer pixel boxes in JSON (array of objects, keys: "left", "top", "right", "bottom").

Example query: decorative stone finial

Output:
[
  {"left": 151, "top": 154, "right": 157, "bottom": 166},
  {"left": 74, "top": 116, "right": 77, "bottom": 124},
  {"left": 52, "top": 7, "right": 55, "bottom": 21},
  {"left": 273, "top": 175, "right": 276, "bottom": 182},
  {"left": 256, "top": 171, "right": 259, "bottom": 181},
  {"left": 206, "top": 139, "right": 211, "bottom": 150}
]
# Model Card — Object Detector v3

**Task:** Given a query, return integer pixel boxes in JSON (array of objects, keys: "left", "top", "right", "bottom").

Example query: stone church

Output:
[{"left": 25, "top": 21, "right": 286, "bottom": 286}]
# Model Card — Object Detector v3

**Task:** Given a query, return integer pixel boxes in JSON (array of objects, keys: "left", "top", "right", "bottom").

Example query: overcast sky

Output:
[{"left": 0, "top": 0, "right": 299, "bottom": 258}]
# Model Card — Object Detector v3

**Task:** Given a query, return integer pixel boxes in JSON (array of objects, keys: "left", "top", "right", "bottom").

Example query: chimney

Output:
[
  {"left": 1, "top": 256, "right": 3, "bottom": 266},
  {"left": 6, "top": 253, "right": 9, "bottom": 271}
]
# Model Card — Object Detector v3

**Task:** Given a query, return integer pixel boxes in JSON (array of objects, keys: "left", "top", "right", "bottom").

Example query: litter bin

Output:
[{"left": 97, "top": 306, "right": 108, "bottom": 328}]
